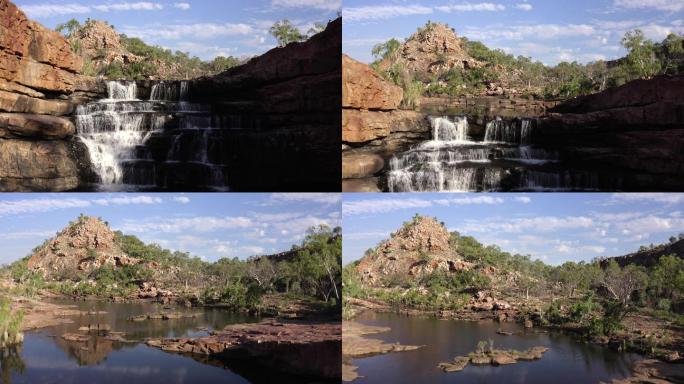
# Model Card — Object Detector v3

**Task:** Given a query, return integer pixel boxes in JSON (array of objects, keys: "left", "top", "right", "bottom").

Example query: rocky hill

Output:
[
  {"left": 28, "top": 215, "right": 139, "bottom": 279},
  {"left": 357, "top": 215, "right": 473, "bottom": 286},
  {"left": 603, "top": 238, "right": 684, "bottom": 268},
  {"left": 377, "top": 22, "right": 482, "bottom": 80}
]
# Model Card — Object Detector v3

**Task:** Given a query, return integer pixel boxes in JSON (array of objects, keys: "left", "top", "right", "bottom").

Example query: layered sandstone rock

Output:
[
  {"left": 356, "top": 215, "right": 469, "bottom": 286},
  {"left": 538, "top": 74, "right": 684, "bottom": 190},
  {"left": 147, "top": 321, "right": 341, "bottom": 381},
  {"left": 342, "top": 55, "right": 429, "bottom": 190},
  {"left": 188, "top": 18, "right": 341, "bottom": 191},
  {"left": 27, "top": 216, "right": 139, "bottom": 278},
  {"left": 0, "top": 0, "right": 94, "bottom": 191}
]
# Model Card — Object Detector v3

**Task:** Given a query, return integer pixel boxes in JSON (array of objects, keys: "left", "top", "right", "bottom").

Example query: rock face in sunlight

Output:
[
  {"left": 189, "top": 18, "right": 342, "bottom": 191},
  {"left": 0, "top": 0, "right": 99, "bottom": 191},
  {"left": 356, "top": 215, "right": 470, "bottom": 286},
  {"left": 146, "top": 321, "right": 342, "bottom": 381},
  {"left": 27, "top": 215, "right": 138, "bottom": 278},
  {"left": 602, "top": 238, "right": 684, "bottom": 268},
  {"left": 538, "top": 74, "right": 684, "bottom": 190}
]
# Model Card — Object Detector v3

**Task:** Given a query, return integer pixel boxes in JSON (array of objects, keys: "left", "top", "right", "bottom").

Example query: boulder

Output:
[
  {"left": 342, "top": 152, "right": 384, "bottom": 179},
  {"left": 438, "top": 356, "right": 470, "bottom": 372},
  {"left": 342, "top": 177, "right": 381, "bottom": 192},
  {"left": 491, "top": 353, "right": 517, "bottom": 365},
  {"left": 470, "top": 354, "right": 492, "bottom": 364},
  {"left": 0, "top": 90, "right": 73, "bottom": 116},
  {"left": 342, "top": 54, "right": 402, "bottom": 110},
  {"left": 342, "top": 108, "right": 392, "bottom": 143},
  {"left": 0, "top": 138, "right": 82, "bottom": 191},
  {"left": 0, "top": 113, "right": 74, "bottom": 138},
  {"left": 0, "top": 51, "right": 79, "bottom": 93},
  {"left": 62, "top": 333, "right": 90, "bottom": 342}
]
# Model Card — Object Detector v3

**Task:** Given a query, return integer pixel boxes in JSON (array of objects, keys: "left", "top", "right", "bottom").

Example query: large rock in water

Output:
[
  {"left": 27, "top": 216, "right": 140, "bottom": 278},
  {"left": 356, "top": 215, "right": 470, "bottom": 286},
  {"left": 537, "top": 75, "right": 684, "bottom": 190},
  {"left": 188, "top": 18, "right": 341, "bottom": 191}
]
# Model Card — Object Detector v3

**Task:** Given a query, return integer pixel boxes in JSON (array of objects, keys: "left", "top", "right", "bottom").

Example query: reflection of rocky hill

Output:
[
  {"left": 357, "top": 215, "right": 472, "bottom": 286},
  {"left": 54, "top": 334, "right": 116, "bottom": 366},
  {"left": 604, "top": 238, "right": 684, "bottom": 268}
]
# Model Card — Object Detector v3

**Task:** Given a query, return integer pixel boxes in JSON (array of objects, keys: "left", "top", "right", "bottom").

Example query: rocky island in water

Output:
[
  {"left": 0, "top": 193, "right": 342, "bottom": 384},
  {"left": 342, "top": 201, "right": 684, "bottom": 384}
]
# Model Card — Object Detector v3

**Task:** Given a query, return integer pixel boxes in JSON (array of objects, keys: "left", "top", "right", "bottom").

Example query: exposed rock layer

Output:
[
  {"left": 0, "top": 0, "right": 96, "bottom": 191},
  {"left": 146, "top": 321, "right": 341, "bottom": 381},
  {"left": 538, "top": 75, "right": 684, "bottom": 190}
]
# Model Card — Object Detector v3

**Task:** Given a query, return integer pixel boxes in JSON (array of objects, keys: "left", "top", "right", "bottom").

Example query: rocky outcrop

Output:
[
  {"left": 602, "top": 238, "right": 684, "bottom": 268},
  {"left": 188, "top": 18, "right": 341, "bottom": 191},
  {"left": 537, "top": 75, "right": 684, "bottom": 190},
  {"left": 146, "top": 321, "right": 341, "bottom": 381},
  {"left": 0, "top": 0, "right": 98, "bottom": 191},
  {"left": 342, "top": 54, "right": 429, "bottom": 191},
  {"left": 356, "top": 215, "right": 469, "bottom": 286},
  {"left": 27, "top": 215, "right": 138, "bottom": 278},
  {"left": 376, "top": 23, "right": 482, "bottom": 81},
  {"left": 438, "top": 346, "right": 549, "bottom": 372}
]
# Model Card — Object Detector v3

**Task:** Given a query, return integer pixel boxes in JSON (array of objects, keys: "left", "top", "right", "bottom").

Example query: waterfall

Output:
[
  {"left": 106, "top": 81, "right": 137, "bottom": 100},
  {"left": 150, "top": 81, "right": 190, "bottom": 101},
  {"left": 429, "top": 116, "right": 468, "bottom": 141},
  {"left": 75, "top": 80, "right": 228, "bottom": 190}
]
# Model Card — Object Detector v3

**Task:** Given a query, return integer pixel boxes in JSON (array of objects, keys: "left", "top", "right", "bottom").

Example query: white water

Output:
[
  {"left": 75, "top": 80, "right": 226, "bottom": 190},
  {"left": 387, "top": 115, "right": 565, "bottom": 192}
]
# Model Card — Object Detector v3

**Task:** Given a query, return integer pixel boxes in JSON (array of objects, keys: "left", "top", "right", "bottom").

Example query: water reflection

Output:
[
  {"left": 352, "top": 311, "right": 641, "bottom": 384},
  {"left": 6, "top": 300, "right": 258, "bottom": 383},
  {"left": 1, "top": 346, "right": 25, "bottom": 384}
]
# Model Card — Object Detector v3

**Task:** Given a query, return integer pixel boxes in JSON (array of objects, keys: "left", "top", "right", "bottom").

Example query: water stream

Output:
[
  {"left": 386, "top": 115, "right": 608, "bottom": 192},
  {"left": 350, "top": 311, "right": 641, "bottom": 384},
  {"left": 75, "top": 81, "right": 234, "bottom": 191}
]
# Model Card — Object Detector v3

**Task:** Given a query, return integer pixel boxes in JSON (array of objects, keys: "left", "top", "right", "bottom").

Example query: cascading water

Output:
[
  {"left": 75, "top": 80, "right": 231, "bottom": 191},
  {"left": 386, "top": 115, "right": 594, "bottom": 191}
]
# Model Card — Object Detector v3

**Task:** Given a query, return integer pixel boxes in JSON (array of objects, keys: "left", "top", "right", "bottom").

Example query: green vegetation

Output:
[
  {"left": 0, "top": 299, "right": 23, "bottom": 348},
  {"left": 269, "top": 19, "right": 326, "bottom": 47},
  {"left": 55, "top": 18, "right": 243, "bottom": 79},
  {"left": 370, "top": 21, "right": 684, "bottom": 102}
]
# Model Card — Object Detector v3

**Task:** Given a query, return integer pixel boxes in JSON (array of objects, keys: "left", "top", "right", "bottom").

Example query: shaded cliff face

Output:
[
  {"left": 28, "top": 216, "right": 139, "bottom": 279},
  {"left": 538, "top": 74, "right": 684, "bottom": 190},
  {"left": 189, "top": 18, "right": 341, "bottom": 191},
  {"left": 0, "top": 0, "right": 98, "bottom": 191},
  {"left": 603, "top": 238, "right": 684, "bottom": 268},
  {"left": 357, "top": 216, "right": 470, "bottom": 286}
]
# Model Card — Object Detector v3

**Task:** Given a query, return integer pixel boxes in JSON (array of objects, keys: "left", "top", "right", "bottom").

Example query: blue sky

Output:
[
  {"left": 343, "top": 193, "right": 684, "bottom": 266},
  {"left": 0, "top": 193, "right": 341, "bottom": 265},
  {"left": 343, "top": 0, "right": 684, "bottom": 65},
  {"left": 14, "top": 0, "right": 340, "bottom": 60}
]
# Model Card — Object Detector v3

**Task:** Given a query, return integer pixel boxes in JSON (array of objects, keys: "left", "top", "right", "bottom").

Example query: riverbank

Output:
[{"left": 344, "top": 298, "right": 683, "bottom": 382}]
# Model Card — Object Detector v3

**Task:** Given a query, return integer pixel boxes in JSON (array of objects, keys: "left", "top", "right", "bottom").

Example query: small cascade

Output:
[
  {"left": 429, "top": 116, "right": 469, "bottom": 142},
  {"left": 75, "top": 80, "right": 232, "bottom": 191},
  {"left": 386, "top": 114, "right": 599, "bottom": 191}
]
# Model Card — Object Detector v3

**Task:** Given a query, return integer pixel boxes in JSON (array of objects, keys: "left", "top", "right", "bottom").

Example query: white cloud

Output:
[
  {"left": 121, "top": 216, "right": 253, "bottom": 233},
  {"left": 343, "top": 5, "right": 433, "bottom": 22},
  {"left": 436, "top": 3, "right": 505, "bottom": 12},
  {"left": 271, "top": 0, "right": 340, "bottom": 11},
  {"left": 20, "top": 2, "right": 164, "bottom": 17},
  {"left": 465, "top": 23, "right": 595, "bottom": 41},
  {"left": 173, "top": 2, "right": 191, "bottom": 10},
  {"left": 93, "top": 196, "right": 162, "bottom": 206},
  {"left": 514, "top": 196, "right": 531, "bottom": 203},
  {"left": 122, "top": 23, "right": 254, "bottom": 40},
  {"left": 0, "top": 198, "right": 91, "bottom": 216},
  {"left": 240, "top": 246, "right": 266, "bottom": 255},
  {"left": 344, "top": 196, "right": 504, "bottom": 215},
  {"left": 610, "top": 193, "right": 684, "bottom": 205},
  {"left": 463, "top": 216, "right": 595, "bottom": 233},
  {"left": 173, "top": 196, "right": 190, "bottom": 204},
  {"left": 614, "top": 0, "right": 684, "bottom": 12},
  {"left": 0, "top": 231, "right": 56, "bottom": 241},
  {"left": 269, "top": 193, "right": 341, "bottom": 205},
  {"left": 515, "top": 3, "right": 533, "bottom": 11}
]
